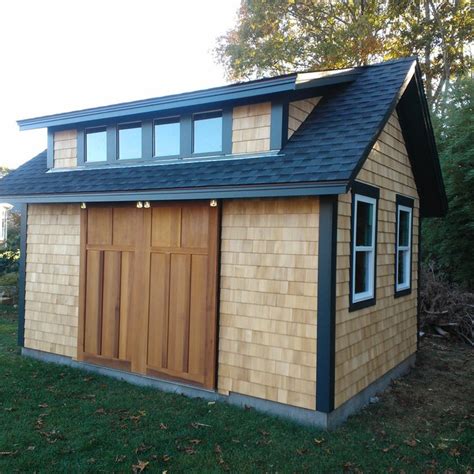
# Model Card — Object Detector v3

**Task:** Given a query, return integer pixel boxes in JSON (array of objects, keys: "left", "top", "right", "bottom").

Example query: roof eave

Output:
[
  {"left": 17, "top": 71, "right": 358, "bottom": 131},
  {"left": 0, "top": 181, "right": 348, "bottom": 204}
]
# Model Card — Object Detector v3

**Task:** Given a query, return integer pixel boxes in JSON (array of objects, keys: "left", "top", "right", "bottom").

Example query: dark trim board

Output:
[
  {"left": 47, "top": 130, "right": 54, "bottom": 168},
  {"left": 316, "top": 196, "right": 338, "bottom": 413},
  {"left": 17, "top": 204, "right": 28, "bottom": 347},
  {"left": 5, "top": 181, "right": 347, "bottom": 204}
]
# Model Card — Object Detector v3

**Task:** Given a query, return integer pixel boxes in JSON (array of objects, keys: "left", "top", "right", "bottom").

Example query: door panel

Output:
[
  {"left": 78, "top": 202, "right": 219, "bottom": 389},
  {"left": 101, "top": 251, "right": 121, "bottom": 359},
  {"left": 167, "top": 253, "right": 191, "bottom": 374},
  {"left": 147, "top": 253, "right": 170, "bottom": 369}
]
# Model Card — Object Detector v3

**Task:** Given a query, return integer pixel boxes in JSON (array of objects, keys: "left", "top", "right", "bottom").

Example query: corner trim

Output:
[
  {"left": 47, "top": 130, "right": 54, "bottom": 169},
  {"left": 316, "top": 195, "right": 338, "bottom": 413},
  {"left": 17, "top": 204, "right": 28, "bottom": 347},
  {"left": 270, "top": 99, "right": 289, "bottom": 150}
]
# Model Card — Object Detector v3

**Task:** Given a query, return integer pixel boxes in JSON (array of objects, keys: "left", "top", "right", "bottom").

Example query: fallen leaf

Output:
[
  {"left": 404, "top": 439, "right": 417, "bottom": 447},
  {"left": 449, "top": 447, "right": 461, "bottom": 457},
  {"left": 26, "top": 446, "right": 35, "bottom": 451},
  {"left": 0, "top": 451, "right": 17, "bottom": 456},
  {"left": 87, "top": 458, "right": 96, "bottom": 464},
  {"left": 382, "top": 444, "right": 396, "bottom": 453},
  {"left": 38, "top": 403, "right": 48, "bottom": 408},
  {"left": 132, "top": 460, "right": 149, "bottom": 473},
  {"left": 259, "top": 429, "right": 270, "bottom": 437},
  {"left": 296, "top": 447, "right": 308, "bottom": 455},
  {"left": 159, "top": 423, "right": 168, "bottom": 430},
  {"left": 191, "top": 422, "right": 211, "bottom": 429},
  {"left": 214, "top": 444, "right": 222, "bottom": 454},
  {"left": 185, "top": 446, "right": 196, "bottom": 455},
  {"left": 135, "top": 444, "right": 151, "bottom": 454},
  {"left": 115, "top": 455, "right": 126, "bottom": 463},
  {"left": 189, "top": 439, "right": 201, "bottom": 445},
  {"left": 314, "top": 438, "right": 325, "bottom": 445},
  {"left": 208, "top": 401, "right": 216, "bottom": 406},
  {"left": 95, "top": 408, "right": 106, "bottom": 414},
  {"left": 162, "top": 454, "right": 171, "bottom": 462}
]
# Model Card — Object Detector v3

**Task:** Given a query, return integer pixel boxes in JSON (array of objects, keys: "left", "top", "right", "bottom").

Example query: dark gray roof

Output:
[{"left": 0, "top": 57, "right": 447, "bottom": 216}]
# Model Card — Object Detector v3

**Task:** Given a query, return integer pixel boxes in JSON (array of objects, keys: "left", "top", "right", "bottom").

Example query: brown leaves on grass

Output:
[
  {"left": 190, "top": 421, "right": 211, "bottom": 429},
  {"left": 132, "top": 460, "right": 149, "bottom": 473},
  {"left": 214, "top": 444, "right": 229, "bottom": 471},
  {"left": 135, "top": 444, "right": 152, "bottom": 455},
  {"left": 404, "top": 439, "right": 418, "bottom": 447},
  {"left": 159, "top": 423, "right": 168, "bottom": 430}
]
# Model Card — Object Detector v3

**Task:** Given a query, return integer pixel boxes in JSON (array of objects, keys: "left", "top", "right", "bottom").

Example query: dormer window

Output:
[
  {"left": 193, "top": 111, "right": 223, "bottom": 154},
  {"left": 118, "top": 122, "right": 142, "bottom": 160},
  {"left": 85, "top": 127, "right": 107, "bottom": 162},
  {"left": 154, "top": 118, "right": 180, "bottom": 157},
  {"left": 75, "top": 108, "right": 231, "bottom": 167}
]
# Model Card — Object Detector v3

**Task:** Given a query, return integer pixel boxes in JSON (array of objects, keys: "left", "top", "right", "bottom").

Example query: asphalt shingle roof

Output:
[{"left": 0, "top": 58, "right": 415, "bottom": 198}]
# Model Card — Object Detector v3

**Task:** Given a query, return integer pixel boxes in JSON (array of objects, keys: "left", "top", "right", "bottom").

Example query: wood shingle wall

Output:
[
  {"left": 334, "top": 111, "right": 419, "bottom": 408},
  {"left": 232, "top": 103, "right": 271, "bottom": 154},
  {"left": 53, "top": 130, "right": 77, "bottom": 168},
  {"left": 218, "top": 198, "right": 319, "bottom": 410},
  {"left": 288, "top": 98, "right": 320, "bottom": 139},
  {"left": 24, "top": 205, "right": 80, "bottom": 357}
]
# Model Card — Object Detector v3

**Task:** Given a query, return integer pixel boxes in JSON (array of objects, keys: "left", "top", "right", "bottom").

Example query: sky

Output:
[{"left": 0, "top": 0, "right": 241, "bottom": 169}]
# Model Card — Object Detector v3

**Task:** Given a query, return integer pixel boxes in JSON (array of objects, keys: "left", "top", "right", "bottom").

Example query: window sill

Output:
[
  {"left": 349, "top": 296, "right": 376, "bottom": 312},
  {"left": 395, "top": 287, "right": 412, "bottom": 298}
]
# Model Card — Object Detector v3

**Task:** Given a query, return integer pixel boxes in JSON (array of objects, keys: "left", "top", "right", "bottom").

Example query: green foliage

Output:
[
  {"left": 0, "top": 211, "right": 20, "bottom": 277},
  {"left": 215, "top": 0, "right": 473, "bottom": 108},
  {"left": 0, "top": 272, "right": 18, "bottom": 287},
  {"left": 424, "top": 78, "right": 474, "bottom": 288},
  {"left": 0, "top": 315, "right": 472, "bottom": 471}
]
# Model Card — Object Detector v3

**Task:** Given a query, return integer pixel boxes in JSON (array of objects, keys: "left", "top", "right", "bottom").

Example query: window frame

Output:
[
  {"left": 349, "top": 182, "right": 380, "bottom": 312},
  {"left": 76, "top": 107, "right": 233, "bottom": 167},
  {"left": 117, "top": 121, "right": 143, "bottom": 161},
  {"left": 395, "top": 194, "right": 414, "bottom": 297},
  {"left": 84, "top": 126, "right": 108, "bottom": 163},
  {"left": 191, "top": 110, "right": 224, "bottom": 156},
  {"left": 153, "top": 116, "right": 181, "bottom": 159}
]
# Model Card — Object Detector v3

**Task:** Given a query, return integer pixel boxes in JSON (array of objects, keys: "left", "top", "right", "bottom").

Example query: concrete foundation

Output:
[{"left": 22, "top": 347, "right": 416, "bottom": 429}]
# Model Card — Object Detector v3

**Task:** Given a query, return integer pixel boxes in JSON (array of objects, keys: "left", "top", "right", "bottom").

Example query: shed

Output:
[{"left": 0, "top": 57, "right": 446, "bottom": 428}]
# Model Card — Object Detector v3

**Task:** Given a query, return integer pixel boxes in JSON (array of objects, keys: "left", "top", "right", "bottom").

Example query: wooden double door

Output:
[{"left": 77, "top": 202, "right": 219, "bottom": 389}]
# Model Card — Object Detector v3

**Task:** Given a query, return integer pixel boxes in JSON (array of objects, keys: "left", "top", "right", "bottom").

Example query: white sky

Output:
[{"left": 0, "top": 0, "right": 241, "bottom": 169}]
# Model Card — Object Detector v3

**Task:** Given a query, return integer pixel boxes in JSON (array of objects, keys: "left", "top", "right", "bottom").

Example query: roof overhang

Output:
[
  {"left": 0, "top": 181, "right": 347, "bottom": 204},
  {"left": 17, "top": 70, "right": 359, "bottom": 131}
]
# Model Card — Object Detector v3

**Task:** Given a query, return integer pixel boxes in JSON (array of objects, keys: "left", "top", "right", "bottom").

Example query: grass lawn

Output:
[{"left": 0, "top": 312, "right": 472, "bottom": 472}]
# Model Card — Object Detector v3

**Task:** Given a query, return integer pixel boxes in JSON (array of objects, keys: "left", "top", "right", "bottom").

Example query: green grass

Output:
[{"left": 0, "top": 312, "right": 472, "bottom": 472}]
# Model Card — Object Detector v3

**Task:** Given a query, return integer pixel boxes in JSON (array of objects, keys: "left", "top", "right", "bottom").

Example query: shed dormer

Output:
[{"left": 18, "top": 70, "right": 357, "bottom": 170}]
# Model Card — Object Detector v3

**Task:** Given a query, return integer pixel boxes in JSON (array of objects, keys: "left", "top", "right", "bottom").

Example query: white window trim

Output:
[
  {"left": 396, "top": 204, "right": 413, "bottom": 292},
  {"left": 352, "top": 194, "right": 377, "bottom": 303}
]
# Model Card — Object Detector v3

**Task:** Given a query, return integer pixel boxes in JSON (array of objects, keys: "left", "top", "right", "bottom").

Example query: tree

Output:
[
  {"left": 424, "top": 78, "right": 474, "bottom": 288},
  {"left": 215, "top": 0, "right": 473, "bottom": 109}
]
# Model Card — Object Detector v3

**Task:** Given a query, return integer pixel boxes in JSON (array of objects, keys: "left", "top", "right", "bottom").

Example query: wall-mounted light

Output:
[
  {"left": 136, "top": 201, "right": 143, "bottom": 208},
  {"left": 210, "top": 199, "right": 218, "bottom": 207},
  {"left": 144, "top": 201, "right": 151, "bottom": 208},
  {"left": 80, "top": 202, "right": 87, "bottom": 209}
]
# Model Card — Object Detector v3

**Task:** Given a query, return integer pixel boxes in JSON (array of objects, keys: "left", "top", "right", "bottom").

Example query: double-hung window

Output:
[
  {"left": 395, "top": 195, "right": 414, "bottom": 296},
  {"left": 350, "top": 183, "right": 379, "bottom": 311}
]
